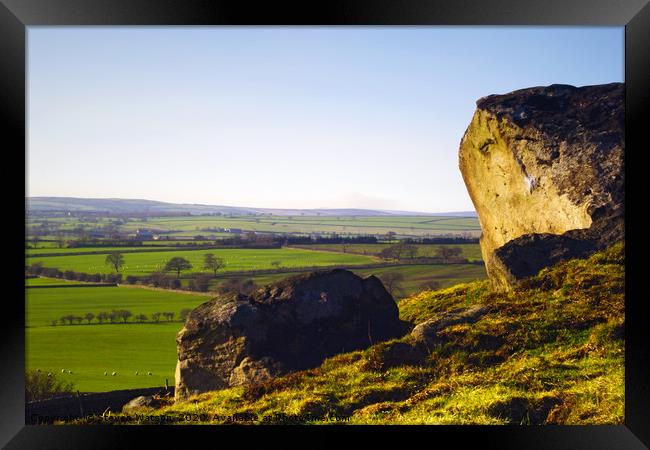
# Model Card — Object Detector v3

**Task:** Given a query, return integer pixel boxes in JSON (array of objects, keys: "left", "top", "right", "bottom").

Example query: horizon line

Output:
[{"left": 26, "top": 195, "right": 476, "bottom": 215}]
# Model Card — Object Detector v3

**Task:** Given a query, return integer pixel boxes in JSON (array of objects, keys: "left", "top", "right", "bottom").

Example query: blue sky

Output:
[{"left": 27, "top": 27, "right": 623, "bottom": 212}]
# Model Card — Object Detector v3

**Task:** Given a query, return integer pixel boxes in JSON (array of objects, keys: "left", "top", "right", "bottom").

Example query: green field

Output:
[
  {"left": 26, "top": 277, "right": 88, "bottom": 286},
  {"left": 26, "top": 246, "right": 178, "bottom": 256},
  {"left": 352, "top": 264, "right": 486, "bottom": 297},
  {"left": 28, "top": 215, "right": 480, "bottom": 238},
  {"left": 119, "top": 215, "right": 481, "bottom": 238},
  {"left": 26, "top": 258, "right": 486, "bottom": 392},
  {"left": 290, "top": 243, "right": 483, "bottom": 261},
  {"left": 26, "top": 286, "right": 210, "bottom": 328},
  {"left": 27, "top": 324, "right": 182, "bottom": 391},
  {"left": 29, "top": 247, "right": 379, "bottom": 277},
  {"left": 208, "top": 263, "right": 487, "bottom": 299},
  {"left": 25, "top": 213, "right": 486, "bottom": 393},
  {"left": 26, "top": 286, "right": 211, "bottom": 391}
]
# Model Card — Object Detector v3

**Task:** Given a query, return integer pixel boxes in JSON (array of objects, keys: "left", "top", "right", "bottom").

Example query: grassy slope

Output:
[{"left": 103, "top": 243, "right": 623, "bottom": 425}]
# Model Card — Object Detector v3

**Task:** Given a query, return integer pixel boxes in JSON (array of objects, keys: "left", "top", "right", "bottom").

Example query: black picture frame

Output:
[{"left": 2, "top": 0, "right": 648, "bottom": 448}]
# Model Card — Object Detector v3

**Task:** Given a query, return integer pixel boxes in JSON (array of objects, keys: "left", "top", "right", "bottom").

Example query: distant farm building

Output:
[{"left": 135, "top": 229, "right": 154, "bottom": 240}]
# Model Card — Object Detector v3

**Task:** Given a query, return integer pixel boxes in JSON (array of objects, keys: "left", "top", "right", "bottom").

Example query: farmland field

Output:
[
  {"left": 289, "top": 243, "right": 483, "bottom": 261},
  {"left": 27, "top": 324, "right": 182, "bottom": 391},
  {"left": 207, "top": 263, "right": 487, "bottom": 299},
  {"left": 26, "top": 277, "right": 88, "bottom": 286},
  {"left": 26, "top": 285, "right": 211, "bottom": 391},
  {"left": 26, "top": 246, "right": 178, "bottom": 256},
  {"left": 25, "top": 259, "right": 487, "bottom": 392},
  {"left": 25, "top": 212, "right": 486, "bottom": 393},
  {"left": 26, "top": 286, "right": 210, "bottom": 328},
  {"left": 119, "top": 215, "right": 481, "bottom": 238},
  {"left": 28, "top": 247, "right": 379, "bottom": 276}
]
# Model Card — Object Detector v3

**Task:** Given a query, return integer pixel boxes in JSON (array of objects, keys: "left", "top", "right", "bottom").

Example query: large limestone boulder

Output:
[
  {"left": 175, "top": 269, "right": 403, "bottom": 400},
  {"left": 459, "top": 83, "right": 624, "bottom": 289}
]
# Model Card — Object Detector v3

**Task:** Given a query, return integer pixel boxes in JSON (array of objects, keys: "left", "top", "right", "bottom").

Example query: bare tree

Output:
[
  {"left": 105, "top": 252, "right": 125, "bottom": 273},
  {"left": 435, "top": 246, "right": 463, "bottom": 262},
  {"left": 165, "top": 257, "right": 192, "bottom": 278},
  {"left": 96, "top": 312, "right": 109, "bottom": 324},
  {"left": 55, "top": 231, "right": 66, "bottom": 249},
  {"left": 179, "top": 308, "right": 192, "bottom": 322},
  {"left": 25, "top": 369, "right": 75, "bottom": 402},
  {"left": 379, "top": 243, "right": 417, "bottom": 261},
  {"left": 380, "top": 271, "right": 405, "bottom": 298},
  {"left": 135, "top": 313, "right": 148, "bottom": 323},
  {"left": 203, "top": 254, "right": 225, "bottom": 276},
  {"left": 118, "top": 310, "right": 132, "bottom": 323}
]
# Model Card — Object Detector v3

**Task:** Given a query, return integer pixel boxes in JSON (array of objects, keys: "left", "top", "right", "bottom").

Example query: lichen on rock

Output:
[{"left": 459, "top": 83, "right": 624, "bottom": 289}]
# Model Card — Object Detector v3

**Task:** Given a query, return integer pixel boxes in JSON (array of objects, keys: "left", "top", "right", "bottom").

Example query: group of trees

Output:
[
  {"left": 379, "top": 243, "right": 419, "bottom": 260},
  {"left": 434, "top": 246, "right": 464, "bottom": 261},
  {"left": 51, "top": 308, "right": 193, "bottom": 326},
  {"left": 283, "top": 235, "right": 379, "bottom": 245},
  {"left": 27, "top": 262, "right": 121, "bottom": 283},
  {"left": 216, "top": 277, "right": 257, "bottom": 296},
  {"left": 379, "top": 271, "right": 405, "bottom": 297},
  {"left": 187, "top": 275, "right": 211, "bottom": 292},
  {"left": 378, "top": 272, "right": 444, "bottom": 298},
  {"left": 377, "top": 244, "right": 465, "bottom": 262},
  {"left": 103, "top": 252, "right": 226, "bottom": 279},
  {"left": 25, "top": 369, "right": 75, "bottom": 402}
]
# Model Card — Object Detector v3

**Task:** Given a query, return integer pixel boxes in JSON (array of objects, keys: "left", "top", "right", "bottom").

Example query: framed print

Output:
[{"left": 1, "top": 0, "right": 648, "bottom": 448}]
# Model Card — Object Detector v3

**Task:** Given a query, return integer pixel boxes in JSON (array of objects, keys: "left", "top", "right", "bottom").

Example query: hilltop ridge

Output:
[{"left": 26, "top": 197, "right": 477, "bottom": 218}]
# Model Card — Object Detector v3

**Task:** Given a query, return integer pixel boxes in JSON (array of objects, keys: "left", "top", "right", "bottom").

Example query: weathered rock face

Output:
[
  {"left": 175, "top": 269, "right": 403, "bottom": 400},
  {"left": 459, "top": 83, "right": 624, "bottom": 289}
]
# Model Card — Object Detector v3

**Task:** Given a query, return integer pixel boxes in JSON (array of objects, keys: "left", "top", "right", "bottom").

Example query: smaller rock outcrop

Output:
[
  {"left": 121, "top": 395, "right": 160, "bottom": 413},
  {"left": 411, "top": 304, "right": 489, "bottom": 349},
  {"left": 175, "top": 269, "right": 404, "bottom": 400}
]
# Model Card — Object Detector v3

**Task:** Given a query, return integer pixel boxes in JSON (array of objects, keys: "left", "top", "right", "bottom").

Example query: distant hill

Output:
[{"left": 26, "top": 197, "right": 477, "bottom": 217}]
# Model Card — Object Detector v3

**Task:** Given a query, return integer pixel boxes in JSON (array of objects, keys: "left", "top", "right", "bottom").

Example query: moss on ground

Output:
[{"left": 70, "top": 243, "right": 624, "bottom": 425}]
